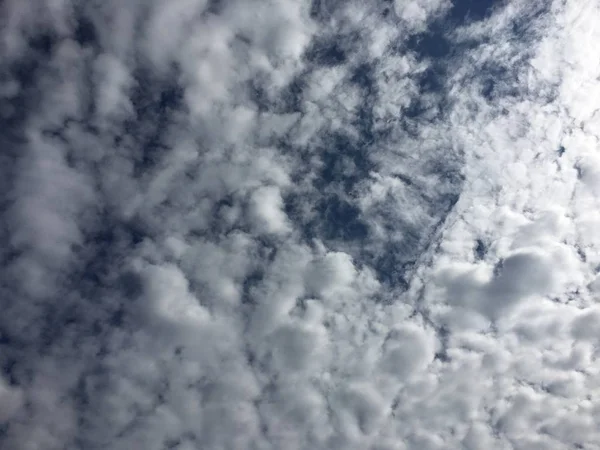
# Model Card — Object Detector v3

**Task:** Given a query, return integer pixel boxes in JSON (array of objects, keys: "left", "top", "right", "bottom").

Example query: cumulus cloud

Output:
[{"left": 2, "top": 0, "right": 600, "bottom": 449}]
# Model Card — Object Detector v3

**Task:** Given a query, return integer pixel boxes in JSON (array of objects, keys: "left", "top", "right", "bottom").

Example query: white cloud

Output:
[
  {"left": 248, "top": 185, "right": 291, "bottom": 234},
  {"left": 0, "top": 377, "right": 22, "bottom": 423},
  {"left": 380, "top": 322, "right": 436, "bottom": 380},
  {"left": 305, "top": 250, "right": 357, "bottom": 299},
  {"left": 267, "top": 320, "right": 330, "bottom": 373},
  {"left": 93, "top": 53, "right": 134, "bottom": 124},
  {"left": 141, "top": 262, "right": 211, "bottom": 328},
  {"left": 394, "top": 0, "right": 451, "bottom": 32}
]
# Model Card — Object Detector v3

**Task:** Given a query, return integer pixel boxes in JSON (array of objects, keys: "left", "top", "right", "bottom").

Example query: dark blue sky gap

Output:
[
  {"left": 450, "top": 0, "right": 503, "bottom": 23},
  {"left": 275, "top": 1, "right": 495, "bottom": 292}
]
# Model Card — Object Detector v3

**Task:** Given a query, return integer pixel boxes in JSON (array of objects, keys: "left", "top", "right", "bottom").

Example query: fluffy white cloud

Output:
[
  {"left": 379, "top": 322, "right": 436, "bottom": 380},
  {"left": 248, "top": 185, "right": 291, "bottom": 234},
  {"left": 0, "top": 377, "right": 22, "bottom": 423}
]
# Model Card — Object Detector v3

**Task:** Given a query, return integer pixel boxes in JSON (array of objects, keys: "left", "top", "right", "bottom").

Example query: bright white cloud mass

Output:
[{"left": 1, "top": 0, "right": 600, "bottom": 448}]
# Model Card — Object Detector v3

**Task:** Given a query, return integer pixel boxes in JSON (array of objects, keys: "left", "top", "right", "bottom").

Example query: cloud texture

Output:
[{"left": 2, "top": 0, "right": 600, "bottom": 449}]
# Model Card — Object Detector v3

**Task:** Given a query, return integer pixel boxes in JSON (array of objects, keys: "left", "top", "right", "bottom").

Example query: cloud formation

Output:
[{"left": 2, "top": 0, "right": 600, "bottom": 449}]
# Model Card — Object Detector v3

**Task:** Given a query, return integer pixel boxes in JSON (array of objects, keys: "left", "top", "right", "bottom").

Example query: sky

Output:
[{"left": 1, "top": 0, "right": 600, "bottom": 449}]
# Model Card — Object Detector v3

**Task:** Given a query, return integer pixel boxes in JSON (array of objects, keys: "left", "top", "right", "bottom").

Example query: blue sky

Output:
[{"left": 1, "top": 0, "right": 600, "bottom": 449}]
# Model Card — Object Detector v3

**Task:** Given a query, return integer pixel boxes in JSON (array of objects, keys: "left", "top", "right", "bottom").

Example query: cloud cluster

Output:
[{"left": 1, "top": 0, "right": 600, "bottom": 449}]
